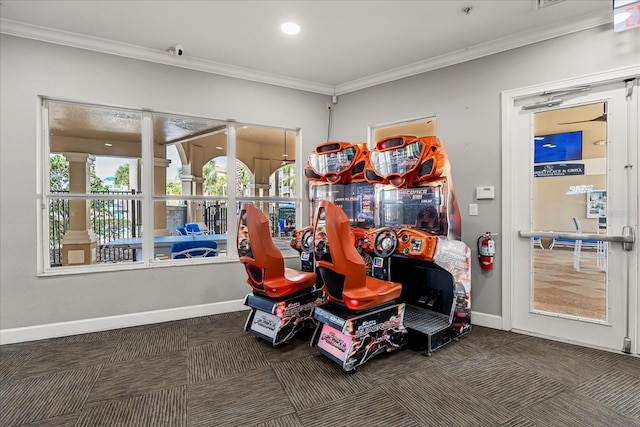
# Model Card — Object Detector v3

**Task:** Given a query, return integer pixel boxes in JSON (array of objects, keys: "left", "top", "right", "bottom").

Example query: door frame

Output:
[{"left": 500, "top": 65, "right": 640, "bottom": 352}]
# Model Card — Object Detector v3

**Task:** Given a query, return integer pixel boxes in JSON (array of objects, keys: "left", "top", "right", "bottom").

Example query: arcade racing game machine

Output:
[
  {"left": 364, "top": 136, "right": 471, "bottom": 354},
  {"left": 305, "top": 136, "right": 471, "bottom": 371},
  {"left": 237, "top": 204, "right": 326, "bottom": 346}
]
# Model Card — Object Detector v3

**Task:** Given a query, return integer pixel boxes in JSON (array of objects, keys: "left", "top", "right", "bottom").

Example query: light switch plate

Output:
[{"left": 469, "top": 203, "right": 478, "bottom": 216}]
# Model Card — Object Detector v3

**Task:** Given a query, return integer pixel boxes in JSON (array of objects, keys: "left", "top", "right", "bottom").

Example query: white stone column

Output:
[
  {"left": 193, "top": 176, "right": 205, "bottom": 224},
  {"left": 154, "top": 157, "right": 171, "bottom": 236},
  {"left": 128, "top": 158, "right": 140, "bottom": 192},
  {"left": 179, "top": 174, "right": 204, "bottom": 224},
  {"left": 61, "top": 153, "right": 98, "bottom": 265}
]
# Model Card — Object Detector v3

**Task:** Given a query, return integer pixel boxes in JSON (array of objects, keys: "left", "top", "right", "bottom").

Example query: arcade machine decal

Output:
[
  {"left": 316, "top": 324, "right": 353, "bottom": 362},
  {"left": 315, "top": 303, "right": 407, "bottom": 371},
  {"left": 273, "top": 293, "right": 326, "bottom": 344},
  {"left": 249, "top": 310, "right": 282, "bottom": 340},
  {"left": 246, "top": 290, "right": 326, "bottom": 345},
  {"left": 432, "top": 239, "right": 472, "bottom": 333}
]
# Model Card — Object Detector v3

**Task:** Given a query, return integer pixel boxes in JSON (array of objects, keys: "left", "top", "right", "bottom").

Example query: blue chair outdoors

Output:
[
  {"left": 176, "top": 226, "right": 187, "bottom": 235},
  {"left": 185, "top": 223, "right": 203, "bottom": 235},
  {"left": 170, "top": 240, "right": 217, "bottom": 259}
]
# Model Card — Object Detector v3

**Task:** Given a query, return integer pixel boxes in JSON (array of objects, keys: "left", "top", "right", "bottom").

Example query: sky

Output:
[
  {"left": 93, "top": 145, "right": 182, "bottom": 181},
  {"left": 92, "top": 144, "right": 235, "bottom": 184}
]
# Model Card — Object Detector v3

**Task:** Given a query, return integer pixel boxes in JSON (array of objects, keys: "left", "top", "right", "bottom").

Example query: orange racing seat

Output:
[
  {"left": 314, "top": 200, "right": 402, "bottom": 311},
  {"left": 238, "top": 204, "right": 316, "bottom": 298}
]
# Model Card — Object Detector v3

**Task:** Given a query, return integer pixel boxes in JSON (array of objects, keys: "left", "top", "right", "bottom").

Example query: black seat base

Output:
[
  {"left": 311, "top": 302, "right": 408, "bottom": 372},
  {"left": 244, "top": 288, "right": 325, "bottom": 346}
]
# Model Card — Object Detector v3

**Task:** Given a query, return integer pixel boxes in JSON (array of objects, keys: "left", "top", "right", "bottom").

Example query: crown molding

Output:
[
  {"left": 1, "top": 12, "right": 612, "bottom": 97},
  {"left": 0, "top": 19, "right": 335, "bottom": 95},
  {"left": 334, "top": 12, "right": 613, "bottom": 95}
]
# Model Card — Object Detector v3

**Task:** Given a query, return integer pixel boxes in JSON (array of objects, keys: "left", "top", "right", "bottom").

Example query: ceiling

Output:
[
  {"left": 0, "top": 0, "right": 613, "bottom": 95},
  {"left": 47, "top": 100, "right": 298, "bottom": 171}
]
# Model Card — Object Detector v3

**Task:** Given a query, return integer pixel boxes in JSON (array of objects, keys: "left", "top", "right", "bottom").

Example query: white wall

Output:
[
  {"left": 331, "top": 25, "right": 640, "bottom": 316},
  {"left": 2, "top": 23, "right": 638, "bottom": 340},
  {"left": 0, "top": 35, "right": 329, "bottom": 335}
]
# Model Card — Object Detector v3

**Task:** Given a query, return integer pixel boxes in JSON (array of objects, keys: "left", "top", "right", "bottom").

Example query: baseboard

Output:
[
  {"left": 0, "top": 299, "right": 247, "bottom": 345},
  {"left": 471, "top": 311, "right": 503, "bottom": 330},
  {"left": 2, "top": 304, "right": 504, "bottom": 345}
]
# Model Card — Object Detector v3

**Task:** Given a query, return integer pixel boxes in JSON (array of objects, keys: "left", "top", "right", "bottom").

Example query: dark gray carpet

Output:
[{"left": 1, "top": 310, "right": 638, "bottom": 427}]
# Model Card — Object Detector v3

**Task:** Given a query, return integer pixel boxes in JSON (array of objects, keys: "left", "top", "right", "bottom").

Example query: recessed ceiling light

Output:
[
  {"left": 105, "top": 143, "right": 113, "bottom": 147},
  {"left": 216, "top": 146, "right": 223, "bottom": 150},
  {"left": 281, "top": 22, "right": 300, "bottom": 35}
]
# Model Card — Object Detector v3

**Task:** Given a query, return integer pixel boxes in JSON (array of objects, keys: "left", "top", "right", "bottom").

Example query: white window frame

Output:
[{"left": 38, "top": 99, "right": 301, "bottom": 275}]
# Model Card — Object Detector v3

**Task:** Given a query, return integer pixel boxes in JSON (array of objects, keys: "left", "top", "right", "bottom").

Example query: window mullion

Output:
[
  {"left": 226, "top": 122, "right": 238, "bottom": 258},
  {"left": 40, "top": 99, "right": 51, "bottom": 273},
  {"left": 141, "top": 111, "right": 154, "bottom": 265}
]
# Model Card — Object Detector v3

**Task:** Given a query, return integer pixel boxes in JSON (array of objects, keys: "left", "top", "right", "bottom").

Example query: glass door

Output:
[
  {"left": 531, "top": 102, "right": 608, "bottom": 320},
  {"left": 510, "top": 80, "right": 638, "bottom": 353}
]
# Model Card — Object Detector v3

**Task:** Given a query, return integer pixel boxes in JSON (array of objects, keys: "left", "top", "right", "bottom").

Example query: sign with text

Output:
[
  {"left": 317, "top": 324, "right": 352, "bottom": 361},
  {"left": 250, "top": 310, "right": 281, "bottom": 339},
  {"left": 614, "top": 0, "right": 640, "bottom": 32},
  {"left": 534, "top": 163, "right": 585, "bottom": 178}
]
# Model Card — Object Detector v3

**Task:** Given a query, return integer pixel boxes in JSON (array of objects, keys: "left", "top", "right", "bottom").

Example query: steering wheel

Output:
[
  {"left": 301, "top": 228, "right": 314, "bottom": 253},
  {"left": 373, "top": 227, "right": 398, "bottom": 258}
]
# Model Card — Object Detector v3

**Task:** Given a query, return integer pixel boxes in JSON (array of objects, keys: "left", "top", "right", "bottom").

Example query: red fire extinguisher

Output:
[{"left": 477, "top": 232, "right": 495, "bottom": 270}]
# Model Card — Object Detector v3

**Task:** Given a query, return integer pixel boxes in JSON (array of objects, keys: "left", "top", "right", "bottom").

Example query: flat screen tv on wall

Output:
[{"left": 534, "top": 130, "right": 583, "bottom": 164}]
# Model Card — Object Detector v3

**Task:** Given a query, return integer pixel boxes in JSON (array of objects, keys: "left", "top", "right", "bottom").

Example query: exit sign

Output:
[{"left": 614, "top": 0, "right": 640, "bottom": 32}]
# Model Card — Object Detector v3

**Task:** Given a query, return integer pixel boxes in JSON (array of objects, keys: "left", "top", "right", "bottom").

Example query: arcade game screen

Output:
[
  {"left": 310, "top": 184, "right": 333, "bottom": 215},
  {"left": 377, "top": 185, "right": 445, "bottom": 235},
  {"left": 310, "top": 182, "right": 375, "bottom": 228}
]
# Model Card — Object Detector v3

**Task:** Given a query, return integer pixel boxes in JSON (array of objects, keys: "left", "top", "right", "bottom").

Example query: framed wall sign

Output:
[{"left": 587, "top": 189, "right": 607, "bottom": 218}]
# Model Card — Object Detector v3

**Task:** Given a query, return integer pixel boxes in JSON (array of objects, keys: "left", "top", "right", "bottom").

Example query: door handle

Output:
[{"left": 519, "top": 227, "right": 635, "bottom": 251}]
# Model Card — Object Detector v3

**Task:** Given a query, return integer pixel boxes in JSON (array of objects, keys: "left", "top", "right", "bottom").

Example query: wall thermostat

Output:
[{"left": 476, "top": 186, "right": 495, "bottom": 200}]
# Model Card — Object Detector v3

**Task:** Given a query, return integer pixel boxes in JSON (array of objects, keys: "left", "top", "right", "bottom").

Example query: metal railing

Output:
[
  {"left": 49, "top": 190, "right": 141, "bottom": 266},
  {"left": 50, "top": 195, "right": 297, "bottom": 266},
  {"left": 202, "top": 201, "right": 228, "bottom": 234},
  {"left": 49, "top": 197, "right": 69, "bottom": 266}
]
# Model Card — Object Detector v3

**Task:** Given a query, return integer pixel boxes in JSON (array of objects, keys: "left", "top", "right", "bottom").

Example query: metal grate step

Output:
[{"left": 404, "top": 304, "right": 451, "bottom": 335}]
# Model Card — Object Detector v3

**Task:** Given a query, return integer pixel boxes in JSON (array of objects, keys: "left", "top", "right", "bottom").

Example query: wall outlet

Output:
[{"left": 326, "top": 102, "right": 332, "bottom": 110}]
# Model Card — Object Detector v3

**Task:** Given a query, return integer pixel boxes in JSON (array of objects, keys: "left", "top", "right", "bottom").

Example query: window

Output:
[
  {"left": 370, "top": 116, "right": 437, "bottom": 146},
  {"left": 42, "top": 100, "right": 299, "bottom": 272},
  {"left": 236, "top": 126, "right": 299, "bottom": 255}
]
